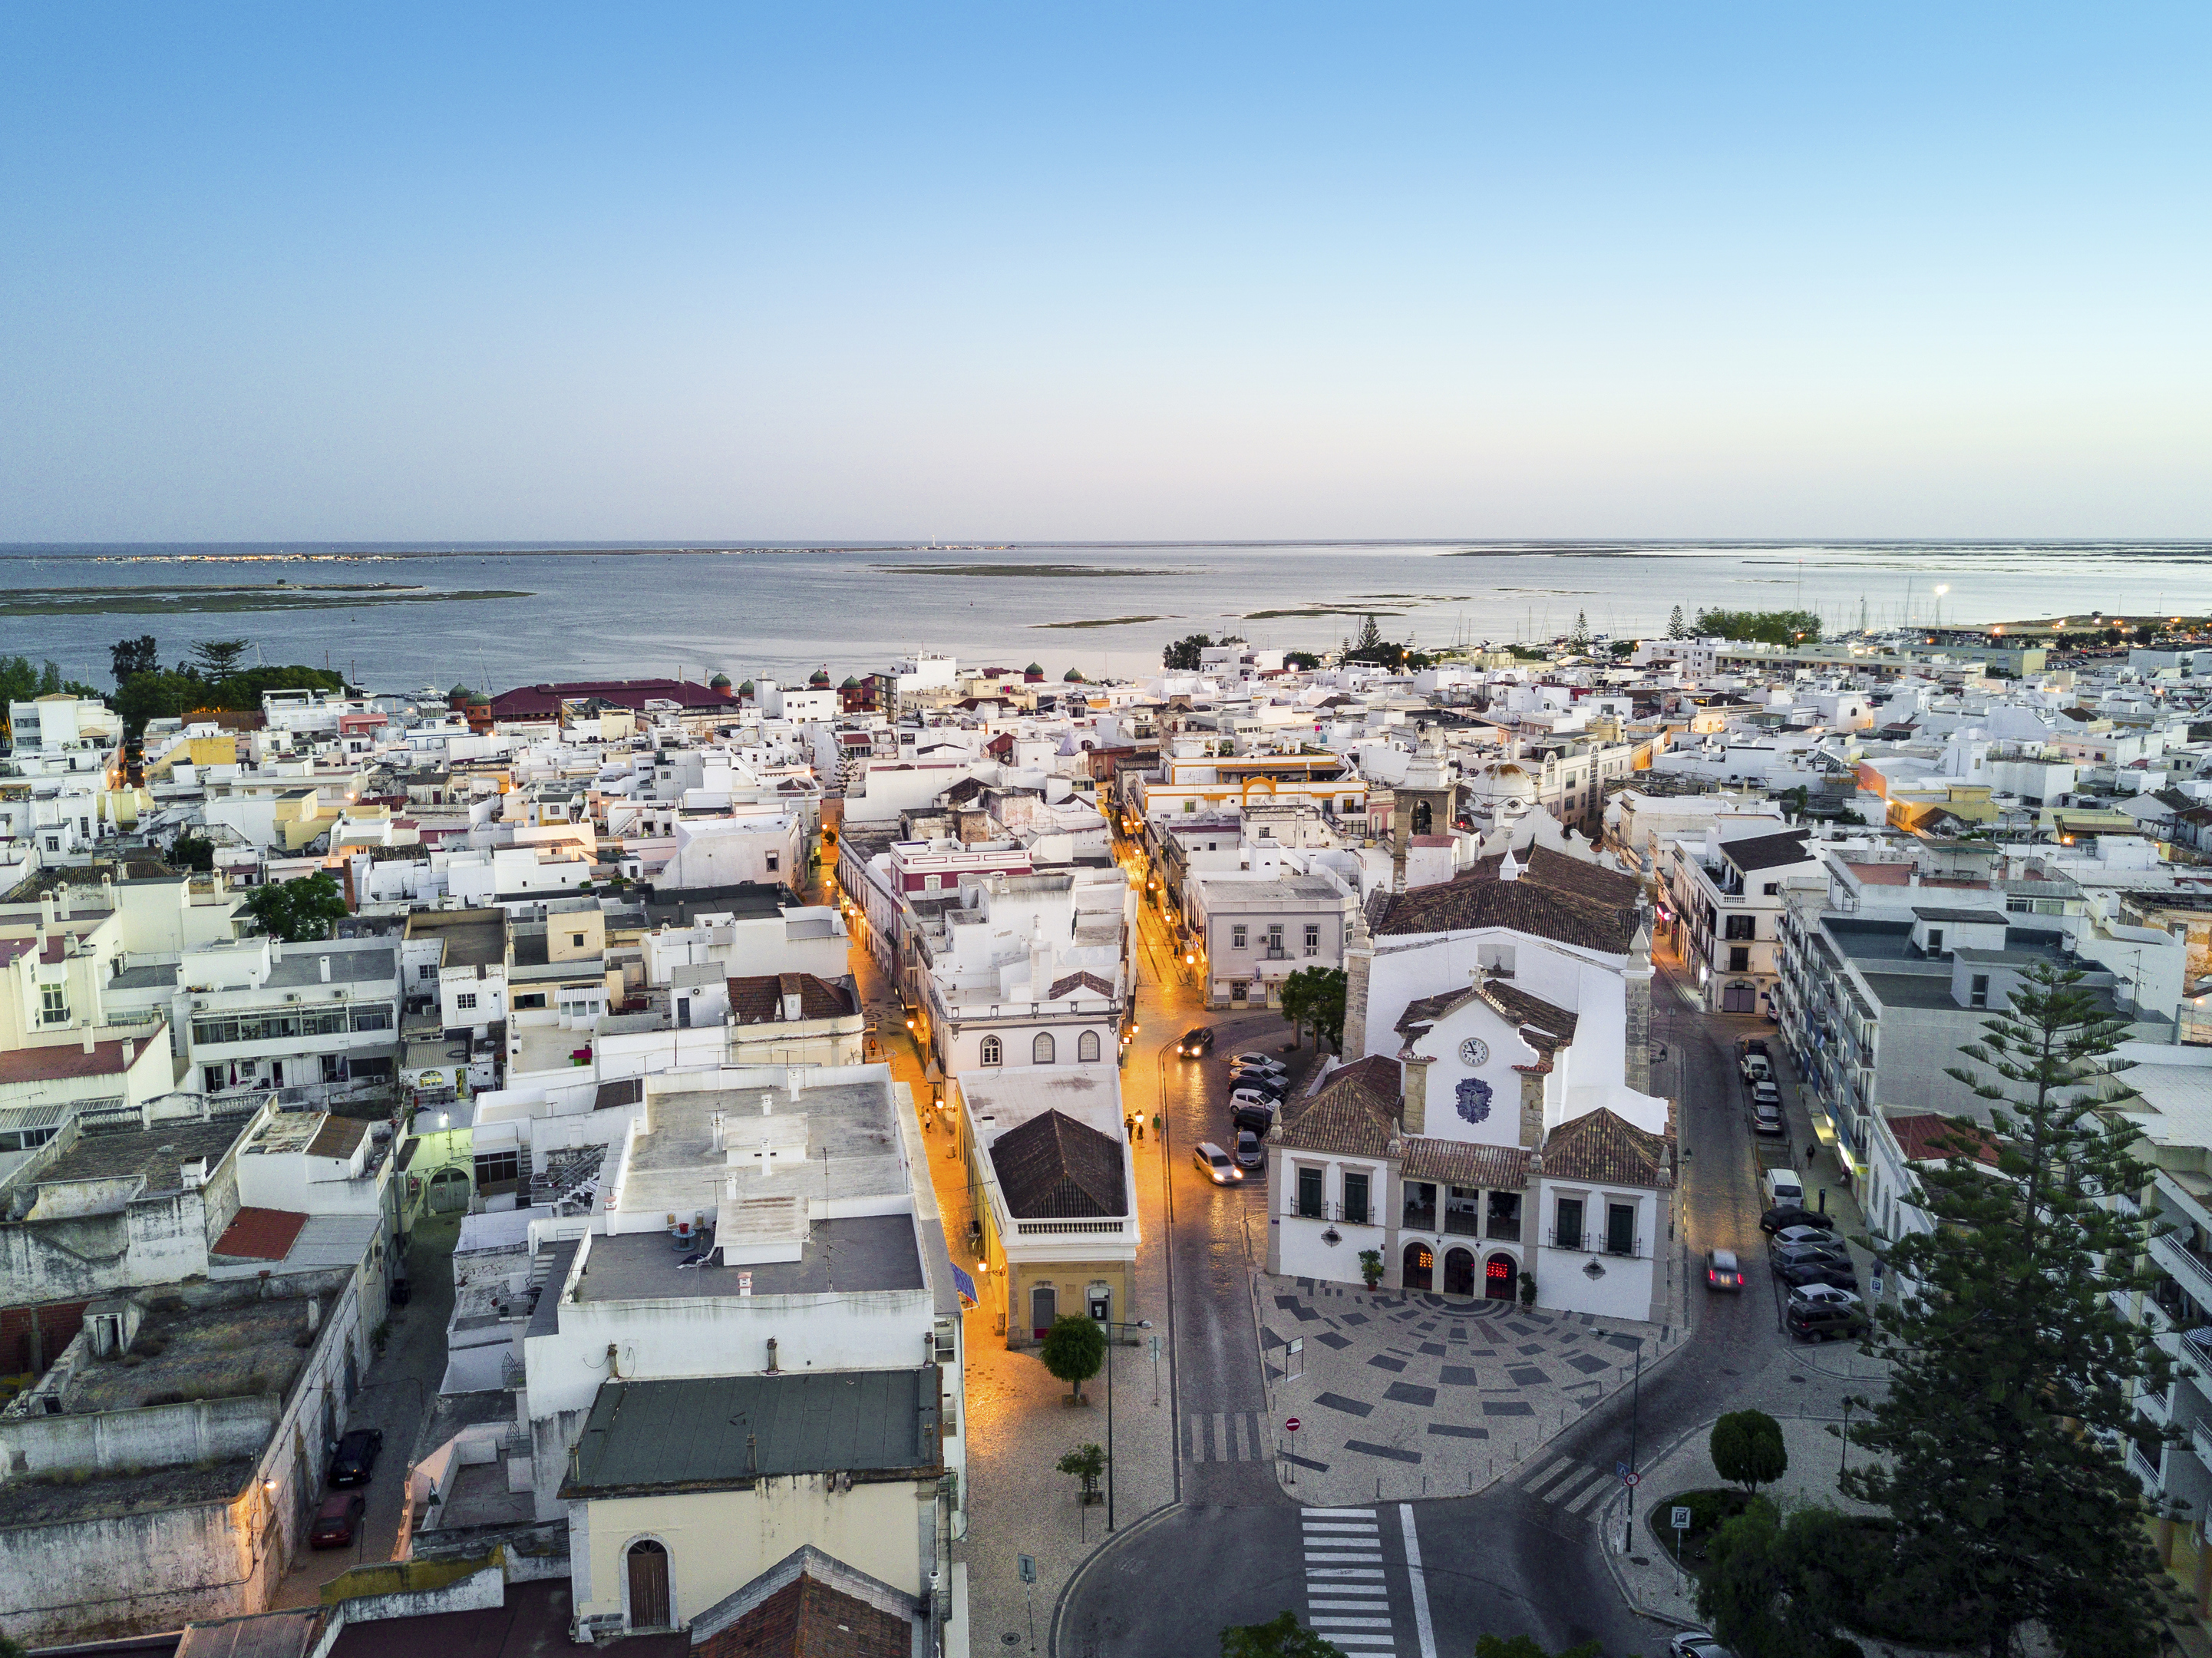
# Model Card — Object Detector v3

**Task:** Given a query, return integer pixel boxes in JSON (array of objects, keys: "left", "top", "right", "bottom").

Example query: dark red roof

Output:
[
  {"left": 0, "top": 1035, "right": 151, "bottom": 1085},
  {"left": 488, "top": 679, "right": 739, "bottom": 720},
  {"left": 728, "top": 973, "right": 854, "bottom": 1026},
  {"left": 1888, "top": 1112, "right": 2001, "bottom": 1167},
  {"left": 212, "top": 1207, "right": 309, "bottom": 1261},
  {"left": 695, "top": 1570, "right": 911, "bottom": 1658}
]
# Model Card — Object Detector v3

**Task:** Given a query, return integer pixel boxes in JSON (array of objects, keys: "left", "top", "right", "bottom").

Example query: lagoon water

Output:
[{"left": 2, "top": 540, "right": 2206, "bottom": 696}]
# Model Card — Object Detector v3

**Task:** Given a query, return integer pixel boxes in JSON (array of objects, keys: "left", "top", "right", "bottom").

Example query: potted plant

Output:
[{"left": 1358, "top": 1249, "right": 1385, "bottom": 1290}]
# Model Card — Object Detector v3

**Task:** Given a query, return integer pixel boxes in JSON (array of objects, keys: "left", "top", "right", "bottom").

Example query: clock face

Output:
[{"left": 1458, "top": 1037, "right": 1490, "bottom": 1068}]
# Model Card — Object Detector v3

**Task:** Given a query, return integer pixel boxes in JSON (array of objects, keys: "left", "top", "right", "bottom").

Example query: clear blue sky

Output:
[{"left": 3, "top": 4, "right": 2207, "bottom": 542}]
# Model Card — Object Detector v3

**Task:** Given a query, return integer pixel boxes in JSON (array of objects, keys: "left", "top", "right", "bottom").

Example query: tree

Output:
[
  {"left": 1567, "top": 610, "right": 1591, "bottom": 650},
  {"left": 1055, "top": 1442, "right": 1106, "bottom": 1505},
  {"left": 168, "top": 835, "right": 216, "bottom": 874},
  {"left": 1693, "top": 609, "right": 1823, "bottom": 646},
  {"left": 1709, "top": 1409, "right": 1788, "bottom": 1495},
  {"left": 1697, "top": 1501, "right": 1870, "bottom": 1658},
  {"left": 1667, "top": 603, "right": 1690, "bottom": 639},
  {"left": 1284, "top": 649, "right": 1322, "bottom": 671},
  {"left": 110, "top": 635, "right": 160, "bottom": 686},
  {"left": 188, "top": 639, "right": 252, "bottom": 684},
  {"left": 1040, "top": 1312, "right": 1106, "bottom": 1404},
  {"left": 1163, "top": 633, "right": 1216, "bottom": 671},
  {"left": 1279, "top": 966, "right": 1347, "bottom": 1052},
  {"left": 242, "top": 872, "right": 349, "bottom": 943},
  {"left": 1354, "top": 614, "right": 1382, "bottom": 653},
  {"left": 1357, "top": 1248, "right": 1383, "bottom": 1290},
  {"left": 1841, "top": 962, "right": 2170, "bottom": 1658},
  {"left": 1220, "top": 1611, "right": 1346, "bottom": 1657}
]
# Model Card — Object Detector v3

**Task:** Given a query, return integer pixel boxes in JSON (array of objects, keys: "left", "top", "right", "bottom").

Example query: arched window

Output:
[
  {"left": 1411, "top": 799, "right": 1433, "bottom": 836},
  {"left": 1077, "top": 1030, "right": 1101, "bottom": 1063},
  {"left": 979, "top": 1036, "right": 1002, "bottom": 1066},
  {"left": 1033, "top": 1032, "right": 1056, "bottom": 1065}
]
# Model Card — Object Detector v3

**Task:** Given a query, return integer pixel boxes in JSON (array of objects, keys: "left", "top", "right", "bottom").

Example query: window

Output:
[
  {"left": 203, "top": 1065, "right": 226, "bottom": 1095},
  {"left": 513, "top": 992, "right": 547, "bottom": 1010},
  {"left": 349, "top": 1005, "right": 393, "bottom": 1032},
  {"left": 1723, "top": 915, "right": 1756, "bottom": 941},
  {"left": 1487, "top": 1191, "right": 1521, "bottom": 1241},
  {"left": 923, "top": 873, "right": 942, "bottom": 892},
  {"left": 571, "top": 933, "right": 586, "bottom": 948},
  {"left": 1606, "top": 1202, "right": 1636, "bottom": 1256},
  {"left": 1764, "top": 882, "right": 1780, "bottom": 897},
  {"left": 1232, "top": 926, "right": 1247, "bottom": 950},
  {"left": 764, "top": 853, "right": 779, "bottom": 873},
  {"left": 473, "top": 1148, "right": 521, "bottom": 1187},
  {"left": 979, "top": 1035, "right": 1002, "bottom": 1065},
  {"left": 1305, "top": 924, "right": 1320, "bottom": 956},
  {"left": 418, "top": 964, "right": 437, "bottom": 982},
  {"left": 1032, "top": 1032, "right": 1056, "bottom": 1065},
  {"left": 40, "top": 985, "right": 68, "bottom": 1026},
  {"left": 1970, "top": 973, "right": 1990, "bottom": 1009},
  {"left": 1926, "top": 928, "right": 1945, "bottom": 953},
  {"left": 1078, "top": 1030, "right": 1100, "bottom": 1062},
  {"left": 1297, "top": 1167, "right": 1324, "bottom": 1219},
  {"left": 1266, "top": 924, "right": 1283, "bottom": 954},
  {"left": 1555, "top": 1197, "right": 1584, "bottom": 1250},
  {"left": 1342, "top": 1171, "right": 1370, "bottom": 1227},
  {"left": 1182, "top": 800, "right": 1196, "bottom": 813},
  {"left": 1230, "top": 981, "right": 1247, "bottom": 1002},
  {"left": 455, "top": 992, "right": 478, "bottom": 1012}
]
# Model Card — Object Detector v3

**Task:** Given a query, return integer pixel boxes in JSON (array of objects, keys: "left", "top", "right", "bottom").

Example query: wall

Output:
[
  {"left": 0, "top": 1492, "right": 259, "bottom": 1647},
  {"left": 0, "top": 1392, "right": 279, "bottom": 1478},
  {"left": 573, "top": 1478, "right": 928, "bottom": 1628},
  {"left": 1531, "top": 1181, "right": 1659, "bottom": 1320}
]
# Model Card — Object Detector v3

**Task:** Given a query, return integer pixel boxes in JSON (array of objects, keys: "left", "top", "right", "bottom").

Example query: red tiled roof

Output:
[
  {"left": 212, "top": 1207, "right": 309, "bottom": 1261},
  {"left": 1540, "top": 1108, "right": 1674, "bottom": 1188},
  {"left": 728, "top": 973, "right": 854, "bottom": 1026},
  {"left": 1045, "top": 970, "right": 1116, "bottom": 1002},
  {"left": 1368, "top": 846, "right": 1642, "bottom": 954},
  {"left": 0, "top": 1035, "right": 151, "bottom": 1085},
  {"left": 1887, "top": 1112, "right": 2001, "bottom": 1168}
]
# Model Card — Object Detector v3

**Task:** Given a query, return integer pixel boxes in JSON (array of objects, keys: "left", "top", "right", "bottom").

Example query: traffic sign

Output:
[
  {"left": 1623, "top": 1471, "right": 1641, "bottom": 1488},
  {"left": 1285, "top": 1417, "right": 1302, "bottom": 1434},
  {"left": 1615, "top": 1460, "right": 1629, "bottom": 1478},
  {"left": 1671, "top": 1506, "right": 1692, "bottom": 1531},
  {"left": 1018, "top": 1554, "right": 1036, "bottom": 1584}
]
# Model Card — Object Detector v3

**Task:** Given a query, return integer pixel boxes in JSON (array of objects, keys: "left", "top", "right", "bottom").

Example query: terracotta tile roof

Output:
[
  {"left": 1887, "top": 1111, "right": 2001, "bottom": 1168},
  {"left": 1368, "top": 845, "right": 1642, "bottom": 954},
  {"left": 1480, "top": 983, "right": 1579, "bottom": 1053},
  {"left": 1278, "top": 1055, "right": 1401, "bottom": 1159},
  {"left": 989, "top": 1109, "right": 1126, "bottom": 1218},
  {"left": 1722, "top": 829, "right": 1816, "bottom": 874},
  {"left": 1393, "top": 989, "right": 1470, "bottom": 1036},
  {"left": 0, "top": 1036, "right": 144, "bottom": 1085},
  {"left": 1401, "top": 1138, "right": 1530, "bottom": 1190},
  {"left": 305, "top": 1116, "right": 367, "bottom": 1161},
  {"left": 695, "top": 1571, "right": 912, "bottom": 1658},
  {"left": 1540, "top": 1108, "right": 1673, "bottom": 1188},
  {"left": 211, "top": 1207, "right": 309, "bottom": 1261},
  {"left": 1045, "top": 969, "right": 1117, "bottom": 1002},
  {"left": 728, "top": 973, "right": 855, "bottom": 1026}
]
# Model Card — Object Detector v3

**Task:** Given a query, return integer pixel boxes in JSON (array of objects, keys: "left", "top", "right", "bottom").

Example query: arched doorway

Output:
[
  {"left": 1484, "top": 1253, "right": 1517, "bottom": 1300},
  {"left": 626, "top": 1539, "right": 670, "bottom": 1628},
  {"left": 1443, "top": 1247, "right": 1475, "bottom": 1296},
  {"left": 427, "top": 1166, "right": 470, "bottom": 1214},
  {"left": 1402, "top": 1240, "right": 1434, "bottom": 1292},
  {"left": 1031, "top": 1283, "right": 1057, "bottom": 1340}
]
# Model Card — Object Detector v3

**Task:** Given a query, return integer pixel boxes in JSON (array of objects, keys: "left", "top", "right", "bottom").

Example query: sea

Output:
[{"left": 1, "top": 540, "right": 2205, "bottom": 699}]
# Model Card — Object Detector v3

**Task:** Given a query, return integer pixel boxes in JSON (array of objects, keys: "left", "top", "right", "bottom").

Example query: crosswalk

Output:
[
  {"left": 1182, "top": 1409, "right": 1266, "bottom": 1463},
  {"left": 1511, "top": 1452, "right": 1616, "bottom": 1514},
  {"left": 1299, "top": 1506, "right": 1436, "bottom": 1657}
]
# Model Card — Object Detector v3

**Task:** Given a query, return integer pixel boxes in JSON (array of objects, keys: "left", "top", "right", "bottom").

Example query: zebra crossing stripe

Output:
[
  {"left": 1549, "top": 1466, "right": 1607, "bottom": 1506},
  {"left": 1515, "top": 1454, "right": 1570, "bottom": 1489},
  {"left": 1561, "top": 1471, "right": 1613, "bottom": 1513}
]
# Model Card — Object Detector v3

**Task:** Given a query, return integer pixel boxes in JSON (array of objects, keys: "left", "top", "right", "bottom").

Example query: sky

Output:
[{"left": 2, "top": 4, "right": 2208, "bottom": 543}]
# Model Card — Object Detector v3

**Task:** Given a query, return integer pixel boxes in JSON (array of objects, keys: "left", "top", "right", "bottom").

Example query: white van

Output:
[
  {"left": 1763, "top": 1167, "right": 1805, "bottom": 1209},
  {"left": 1740, "top": 1053, "right": 1772, "bottom": 1084}
]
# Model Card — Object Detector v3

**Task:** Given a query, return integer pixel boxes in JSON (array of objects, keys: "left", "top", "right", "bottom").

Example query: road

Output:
[{"left": 1058, "top": 894, "right": 1833, "bottom": 1657}]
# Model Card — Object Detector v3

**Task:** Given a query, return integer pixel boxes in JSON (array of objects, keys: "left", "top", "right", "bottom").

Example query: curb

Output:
[{"left": 1046, "top": 1497, "right": 1182, "bottom": 1658}]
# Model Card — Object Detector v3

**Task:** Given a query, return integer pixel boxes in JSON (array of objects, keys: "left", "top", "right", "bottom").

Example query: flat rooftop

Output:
[
  {"left": 262, "top": 946, "right": 395, "bottom": 989},
  {"left": 65, "top": 1293, "right": 315, "bottom": 1414},
  {"left": 574, "top": 1214, "right": 923, "bottom": 1303},
  {"left": 617, "top": 1075, "right": 909, "bottom": 1223},
  {"left": 0, "top": 1456, "right": 252, "bottom": 1529},
  {"left": 21, "top": 1116, "right": 252, "bottom": 1196},
  {"left": 407, "top": 910, "right": 505, "bottom": 967}
]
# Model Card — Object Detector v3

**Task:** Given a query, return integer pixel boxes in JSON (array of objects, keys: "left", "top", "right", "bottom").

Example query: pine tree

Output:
[
  {"left": 1567, "top": 610, "right": 1590, "bottom": 649},
  {"left": 1667, "top": 604, "right": 1689, "bottom": 639},
  {"left": 1841, "top": 963, "right": 2168, "bottom": 1658}
]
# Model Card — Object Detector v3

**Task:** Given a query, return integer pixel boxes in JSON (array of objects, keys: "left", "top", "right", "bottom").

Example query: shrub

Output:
[{"left": 1711, "top": 1409, "right": 1788, "bottom": 1495}]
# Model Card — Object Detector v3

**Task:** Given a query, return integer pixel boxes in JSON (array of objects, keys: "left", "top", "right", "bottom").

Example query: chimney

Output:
[
  {"left": 56, "top": 889, "right": 71, "bottom": 923},
  {"left": 305, "top": 1297, "right": 321, "bottom": 1336},
  {"left": 781, "top": 983, "right": 804, "bottom": 1022},
  {"left": 764, "top": 1337, "right": 780, "bottom": 1375},
  {"left": 38, "top": 894, "right": 54, "bottom": 928},
  {"left": 760, "top": 1092, "right": 774, "bottom": 1118},
  {"left": 122, "top": 1039, "right": 135, "bottom": 1067},
  {"left": 270, "top": 938, "right": 282, "bottom": 963},
  {"left": 82, "top": 1026, "right": 96, "bottom": 1054},
  {"left": 319, "top": 956, "right": 332, "bottom": 983}
]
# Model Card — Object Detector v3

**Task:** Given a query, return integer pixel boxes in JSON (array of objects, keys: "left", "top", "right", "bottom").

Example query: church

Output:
[{"left": 1263, "top": 843, "right": 1677, "bottom": 1320}]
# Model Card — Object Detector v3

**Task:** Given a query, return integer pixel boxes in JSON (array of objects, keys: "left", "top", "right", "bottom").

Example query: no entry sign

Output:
[{"left": 1285, "top": 1418, "right": 1302, "bottom": 1434}]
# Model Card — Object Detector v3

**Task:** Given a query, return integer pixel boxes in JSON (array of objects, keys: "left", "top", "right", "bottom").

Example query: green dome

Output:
[
  {"left": 709, "top": 672, "right": 731, "bottom": 689},
  {"left": 465, "top": 690, "right": 491, "bottom": 705},
  {"left": 840, "top": 675, "right": 861, "bottom": 689},
  {"left": 447, "top": 682, "right": 474, "bottom": 700},
  {"left": 738, "top": 679, "right": 754, "bottom": 694},
  {"left": 1063, "top": 668, "right": 1086, "bottom": 682},
  {"left": 809, "top": 668, "right": 832, "bottom": 687}
]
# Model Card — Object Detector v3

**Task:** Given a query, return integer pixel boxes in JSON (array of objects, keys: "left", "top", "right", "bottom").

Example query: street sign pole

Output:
[
  {"left": 1623, "top": 1338, "right": 1644, "bottom": 1552},
  {"left": 1670, "top": 1507, "right": 1692, "bottom": 1595},
  {"left": 1019, "top": 1555, "right": 1037, "bottom": 1652},
  {"left": 1285, "top": 1416, "right": 1302, "bottom": 1485}
]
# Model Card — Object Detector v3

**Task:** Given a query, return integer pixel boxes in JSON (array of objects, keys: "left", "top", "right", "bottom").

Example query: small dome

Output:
[
  {"left": 738, "top": 679, "right": 754, "bottom": 694},
  {"left": 447, "top": 682, "right": 474, "bottom": 700},
  {"left": 808, "top": 668, "right": 831, "bottom": 687},
  {"left": 465, "top": 690, "right": 491, "bottom": 705},
  {"left": 1063, "top": 668, "right": 1086, "bottom": 682},
  {"left": 1024, "top": 662, "right": 1045, "bottom": 681},
  {"left": 709, "top": 672, "right": 731, "bottom": 689},
  {"left": 840, "top": 675, "right": 861, "bottom": 689}
]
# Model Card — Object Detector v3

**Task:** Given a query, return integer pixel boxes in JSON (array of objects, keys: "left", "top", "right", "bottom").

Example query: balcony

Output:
[
  {"left": 1402, "top": 1203, "right": 1437, "bottom": 1232},
  {"left": 1294, "top": 1200, "right": 1377, "bottom": 1227},
  {"left": 2151, "top": 1232, "right": 2212, "bottom": 1310},
  {"left": 1551, "top": 1228, "right": 1585, "bottom": 1251},
  {"left": 1603, "top": 1234, "right": 1642, "bottom": 1258},
  {"left": 2193, "top": 1421, "right": 2212, "bottom": 1471},
  {"left": 1444, "top": 1208, "right": 1484, "bottom": 1238}
]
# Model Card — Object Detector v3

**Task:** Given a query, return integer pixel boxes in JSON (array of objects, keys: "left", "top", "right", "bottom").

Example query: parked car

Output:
[
  {"left": 1232, "top": 1076, "right": 1289, "bottom": 1102},
  {"left": 1749, "top": 1080, "right": 1781, "bottom": 1108},
  {"left": 1771, "top": 1237, "right": 1851, "bottom": 1268},
  {"left": 1740, "top": 1039, "right": 1769, "bottom": 1058},
  {"left": 1234, "top": 1130, "right": 1265, "bottom": 1170},
  {"left": 1231, "top": 1102, "right": 1276, "bottom": 1136},
  {"left": 328, "top": 1428, "right": 384, "bottom": 1488},
  {"left": 1704, "top": 1248, "right": 1744, "bottom": 1291},
  {"left": 1669, "top": 1630, "right": 1737, "bottom": 1658},
  {"left": 1788, "top": 1300, "right": 1868, "bottom": 1343},
  {"left": 1788, "top": 1283, "right": 1862, "bottom": 1310},
  {"left": 1193, "top": 1141, "right": 1243, "bottom": 1184},
  {"left": 1752, "top": 1102, "right": 1784, "bottom": 1137},
  {"left": 1229, "top": 1052, "right": 1286, "bottom": 1075},
  {"left": 1774, "top": 1257, "right": 1858, "bottom": 1292},
  {"left": 1178, "top": 1027, "right": 1215, "bottom": 1059},
  {"left": 1230, "top": 1087, "right": 1280, "bottom": 1112},
  {"left": 1760, "top": 1204, "right": 1826, "bottom": 1235},
  {"left": 1739, "top": 1053, "right": 1772, "bottom": 1083},
  {"left": 309, "top": 1491, "right": 367, "bottom": 1549},
  {"left": 1772, "top": 1223, "right": 1836, "bottom": 1249}
]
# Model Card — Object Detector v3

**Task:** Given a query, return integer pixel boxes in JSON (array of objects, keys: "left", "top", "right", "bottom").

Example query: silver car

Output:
[{"left": 1193, "top": 1141, "right": 1243, "bottom": 1184}]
